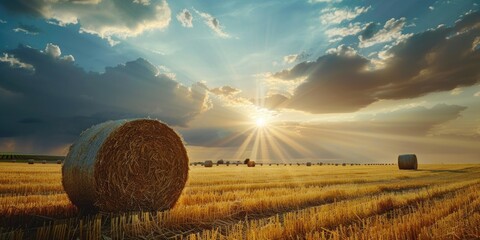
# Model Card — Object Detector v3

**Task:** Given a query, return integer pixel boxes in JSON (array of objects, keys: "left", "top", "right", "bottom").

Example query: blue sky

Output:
[{"left": 0, "top": 0, "right": 479, "bottom": 163}]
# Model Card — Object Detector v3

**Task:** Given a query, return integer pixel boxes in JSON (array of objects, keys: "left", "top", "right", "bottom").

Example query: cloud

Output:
[
  {"left": 13, "top": 24, "right": 41, "bottom": 35},
  {"left": 283, "top": 51, "right": 311, "bottom": 64},
  {"left": 265, "top": 11, "right": 480, "bottom": 114},
  {"left": 358, "top": 22, "right": 378, "bottom": 40},
  {"left": 353, "top": 104, "right": 467, "bottom": 136},
  {"left": 450, "top": 87, "right": 463, "bottom": 95},
  {"left": 44, "top": 43, "right": 61, "bottom": 58},
  {"left": 181, "top": 103, "right": 477, "bottom": 163},
  {"left": 473, "top": 36, "right": 480, "bottom": 51},
  {"left": 325, "top": 22, "right": 366, "bottom": 38},
  {"left": 0, "top": 44, "right": 210, "bottom": 153},
  {"left": 210, "top": 86, "right": 241, "bottom": 96},
  {"left": 474, "top": 91, "right": 480, "bottom": 97},
  {"left": 177, "top": 9, "right": 193, "bottom": 28},
  {"left": 429, "top": 6, "right": 435, "bottom": 11},
  {"left": 0, "top": 53, "right": 34, "bottom": 70},
  {"left": 359, "top": 17, "right": 410, "bottom": 48},
  {"left": 194, "top": 8, "right": 230, "bottom": 38},
  {"left": 320, "top": 6, "right": 370, "bottom": 25},
  {"left": 133, "top": 0, "right": 151, "bottom": 5},
  {"left": 0, "top": 0, "right": 171, "bottom": 43},
  {"left": 0, "top": 19, "right": 6, "bottom": 24}
]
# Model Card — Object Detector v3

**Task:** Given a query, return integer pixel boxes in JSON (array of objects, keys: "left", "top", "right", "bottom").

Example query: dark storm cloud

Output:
[
  {"left": 267, "top": 11, "right": 480, "bottom": 114},
  {"left": 0, "top": 44, "right": 209, "bottom": 153}
]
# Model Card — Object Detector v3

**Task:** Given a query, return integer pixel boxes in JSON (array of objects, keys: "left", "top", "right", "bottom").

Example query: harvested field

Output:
[{"left": 0, "top": 163, "right": 479, "bottom": 239}]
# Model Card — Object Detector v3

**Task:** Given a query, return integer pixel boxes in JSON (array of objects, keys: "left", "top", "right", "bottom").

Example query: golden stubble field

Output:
[{"left": 0, "top": 163, "right": 479, "bottom": 240}]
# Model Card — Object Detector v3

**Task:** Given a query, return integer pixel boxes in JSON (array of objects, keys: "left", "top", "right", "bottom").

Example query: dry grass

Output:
[{"left": 0, "top": 163, "right": 479, "bottom": 239}]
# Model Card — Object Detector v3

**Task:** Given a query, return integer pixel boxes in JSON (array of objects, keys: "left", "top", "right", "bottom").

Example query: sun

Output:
[{"left": 255, "top": 118, "right": 267, "bottom": 128}]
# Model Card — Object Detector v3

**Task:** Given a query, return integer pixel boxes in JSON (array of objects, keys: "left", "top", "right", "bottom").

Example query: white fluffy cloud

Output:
[
  {"left": 283, "top": 52, "right": 310, "bottom": 64},
  {"left": 0, "top": 0, "right": 171, "bottom": 44},
  {"left": 44, "top": 43, "right": 61, "bottom": 58},
  {"left": 194, "top": 8, "right": 230, "bottom": 38},
  {"left": 359, "top": 17, "right": 410, "bottom": 48},
  {"left": 177, "top": 9, "right": 193, "bottom": 28},
  {"left": 0, "top": 53, "right": 34, "bottom": 71},
  {"left": 320, "top": 6, "right": 370, "bottom": 25},
  {"left": 325, "top": 22, "right": 366, "bottom": 38}
]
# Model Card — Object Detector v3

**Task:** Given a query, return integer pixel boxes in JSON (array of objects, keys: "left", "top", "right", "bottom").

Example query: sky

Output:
[{"left": 0, "top": 0, "right": 479, "bottom": 163}]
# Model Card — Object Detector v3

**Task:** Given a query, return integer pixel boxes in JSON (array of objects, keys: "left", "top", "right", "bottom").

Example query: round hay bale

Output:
[
  {"left": 247, "top": 161, "right": 256, "bottom": 167},
  {"left": 306, "top": 162, "right": 312, "bottom": 166},
  {"left": 28, "top": 159, "right": 34, "bottom": 164},
  {"left": 398, "top": 154, "right": 418, "bottom": 170},
  {"left": 57, "top": 160, "right": 62, "bottom": 164},
  {"left": 42, "top": 160, "right": 47, "bottom": 164},
  {"left": 204, "top": 160, "right": 213, "bottom": 167},
  {"left": 342, "top": 163, "right": 346, "bottom": 166},
  {"left": 62, "top": 119, "right": 189, "bottom": 213}
]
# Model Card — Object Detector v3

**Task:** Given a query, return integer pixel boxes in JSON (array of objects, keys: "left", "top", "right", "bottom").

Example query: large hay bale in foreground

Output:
[
  {"left": 62, "top": 119, "right": 189, "bottom": 213},
  {"left": 247, "top": 161, "right": 256, "bottom": 167},
  {"left": 398, "top": 154, "right": 418, "bottom": 170},
  {"left": 204, "top": 160, "right": 213, "bottom": 167}
]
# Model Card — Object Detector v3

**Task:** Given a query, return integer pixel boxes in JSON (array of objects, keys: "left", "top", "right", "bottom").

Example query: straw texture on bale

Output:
[
  {"left": 247, "top": 161, "right": 256, "bottom": 167},
  {"left": 398, "top": 154, "right": 418, "bottom": 170},
  {"left": 62, "top": 119, "right": 189, "bottom": 212},
  {"left": 204, "top": 160, "right": 213, "bottom": 167}
]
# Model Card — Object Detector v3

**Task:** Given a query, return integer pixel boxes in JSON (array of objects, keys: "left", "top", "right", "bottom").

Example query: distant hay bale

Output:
[
  {"left": 57, "top": 160, "right": 62, "bottom": 164},
  {"left": 398, "top": 154, "right": 418, "bottom": 170},
  {"left": 247, "top": 161, "right": 256, "bottom": 167},
  {"left": 342, "top": 163, "right": 346, "bottom": 166},
  {"left": 260, "top": 163, "right": 263, "bottom": 166},
  {"left": 28, "top": 159, "right": 34, "bottom": 164},
  {"left": 62, "top": 119, "right": 189, "bottom": 213},
  {"left": 204, "top": 160, "right": 213, "bottom": 167},
  {"left": 42, "top": 160, "right": 47, "bottom": 164},
  {"left": 306, "top": 162, "right": 312, "bottom": 166}
]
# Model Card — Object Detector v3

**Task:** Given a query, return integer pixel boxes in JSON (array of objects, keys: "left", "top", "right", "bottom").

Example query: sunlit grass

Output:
[{"left": 0, "top": 163, "right": 479, "bottom": 239}]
